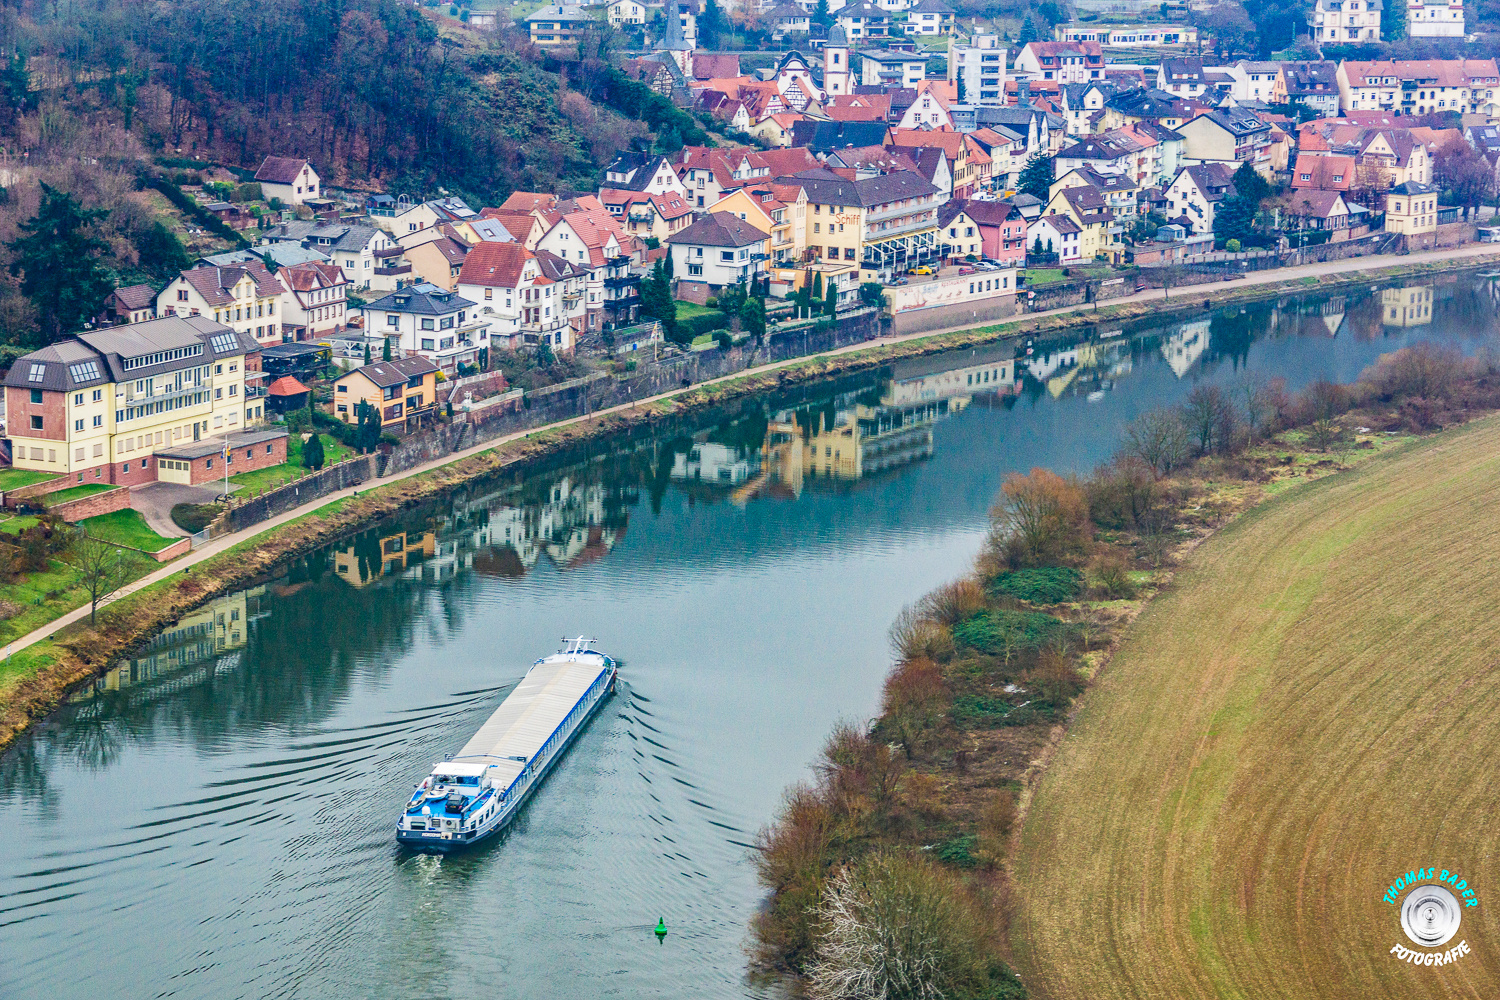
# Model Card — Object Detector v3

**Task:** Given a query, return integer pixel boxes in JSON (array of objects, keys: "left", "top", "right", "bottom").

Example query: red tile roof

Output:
[
  {"left": 267, "top": 375, "right": 309, "bottom": 396},
  {"left": 456, "top": 241, "right": 535, "bottom": 287}
]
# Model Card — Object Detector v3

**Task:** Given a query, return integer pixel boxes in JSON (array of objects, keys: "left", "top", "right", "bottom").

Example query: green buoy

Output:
[{"left": 655, "top": 917, "right": 668, "bottom": 943}]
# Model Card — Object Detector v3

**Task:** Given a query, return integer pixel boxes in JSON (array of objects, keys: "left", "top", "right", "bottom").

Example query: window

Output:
[
  {"left": 720, "top": 250, "right": 734, "bottom": 263},
  {"left": 421, "top": 338, "right": 435, "bottom": 350},
  {"left": 74, "top": 418, "right": 84, "bottom": 431},
  {"left": 421, "top": 319, "right": 435, "bottom": 330},
  {"left": 440, "top": 317, "right": 454, "bottom": 329},
  {"left": 93, "top": 415, "right": 102, "bottom": 427},
  {"left": 688, "top": 264, "right": 703, "bottom": 276},
  {"left": 177, "top": 290, "right": 188, "bottom": 301},
  {"left": 387, "top": 313, "right": 401, "bottom": 328},
  {"left": 31, "top": 415, "right": 43, "bottom": 430},
  {"left": 30, "top": 388, "right": 42, "bottom": 403}
]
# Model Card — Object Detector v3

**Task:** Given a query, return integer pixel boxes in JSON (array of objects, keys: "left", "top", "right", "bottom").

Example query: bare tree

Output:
[
  {"left": 1182, "top": 384, "right": 1239, "bottom": 456},
  {"left": 808, "top": 854, "right": 995, "bottom": 1000},
  {"left": 1233, "top": 372, "right": 1271, "bottom": 440},
  {"left": 68, "top": 530, "right": 127, "bottom": 625},
  {"left": 1125, "top": 408, "right": 1190, "bottom": 477}
]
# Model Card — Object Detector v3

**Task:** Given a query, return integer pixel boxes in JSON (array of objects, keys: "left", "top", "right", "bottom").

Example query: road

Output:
[{"left": 4, "top": 241, "right": 1497, "bottom": 661}]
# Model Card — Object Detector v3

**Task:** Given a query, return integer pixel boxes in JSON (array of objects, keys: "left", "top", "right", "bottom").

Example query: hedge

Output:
[
  {"left": 988, "top": 567, "right": 1083, "bottom": 604},
  {"left": 680, "top": 310, "right": 729, "bottom": 338},
  {"left": 951, "top": 609, "right": 1079, "bottom": 654}
]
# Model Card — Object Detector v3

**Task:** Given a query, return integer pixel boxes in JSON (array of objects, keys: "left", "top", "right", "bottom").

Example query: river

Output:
[{"left": 2, "top": 276, "right": 1497, "bottom": 999}]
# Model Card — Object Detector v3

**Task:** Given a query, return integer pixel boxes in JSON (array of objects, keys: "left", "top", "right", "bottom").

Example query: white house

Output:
[
  {"left": 253, "top": 156, "right": 321, "bottom": 206},
  {"left": 1406, "top": 0, "right": 1464, "bottom": 36},
  {"left": 858, "top": 49, "right": 929, "bottom": 89},
  {"left": 667, "top": 212, "right": 769, "bottom": 293},
  {"left": 1308, "top": 0, "right": 1382, "bottom": 43},
  {"left": 156, "top": 263, "right": 288, "bottom": 347},
  {"left": 257, "top": 221, "right": 396, "bottom": 292},
  {"left": 455, "top": 241, "right": 578, "bottom": 352},
  {"left": 1027, "top": 214, "right": 1082, "bottom": 262},
  {"left": 279, "top": 261, "right": 350, "bottom": 341},
  {"left": 359, "top": 283, "right": 488, "bottom": 375},
  {"left": 1164, "top": 163, "right": 1237, "bottom": 235}
]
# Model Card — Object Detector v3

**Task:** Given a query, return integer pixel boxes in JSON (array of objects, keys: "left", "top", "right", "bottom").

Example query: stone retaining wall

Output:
[
  {"left": 2, "top": 474, "right": 66, "bottom": 506},
  {"left": 224, "top": 456, "right": 375, "bottom": 532},
  {"left": 48, "top": 487, "right": 129, "bottom": 522}
]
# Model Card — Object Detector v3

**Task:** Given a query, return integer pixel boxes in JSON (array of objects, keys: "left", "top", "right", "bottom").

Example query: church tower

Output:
[
  {"left": 823, "top": 23, "right": 850, "bottom": 98},
  {"left": 658, "top": 2, "right": 693, "bottom": 78}
]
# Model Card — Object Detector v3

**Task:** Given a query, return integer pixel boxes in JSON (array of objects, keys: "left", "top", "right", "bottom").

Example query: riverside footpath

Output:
[{"left": 5, "top": 243, "right": 1498, "bottom": 663}]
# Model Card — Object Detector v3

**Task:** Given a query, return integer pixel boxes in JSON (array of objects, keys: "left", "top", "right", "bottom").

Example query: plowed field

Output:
[{"left": 1012, "top": 417, "right": 1500, "bottom": 999}]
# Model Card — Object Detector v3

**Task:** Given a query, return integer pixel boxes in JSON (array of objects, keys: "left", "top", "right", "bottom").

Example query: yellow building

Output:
[
  {"left": 2, "top": 317, "right": 260, "bottom": 485},
  {"left": 1384, "top": 181, "right": 1439, "bottom": 236},
  {"left": 332, "top": 356, "right": 441, "bottom": 429},
  {"left": 1044, "top": 184, "right": 1118, "bottom": 261},
  {"left": 784, "top": 168, "right": 943, "bottom": 280},
  {"left": 334, "top": 530, "right": 438, "bottom": 586}
]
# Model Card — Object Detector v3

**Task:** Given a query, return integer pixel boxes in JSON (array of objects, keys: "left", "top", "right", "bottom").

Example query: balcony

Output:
[
  {"left": 604, "top": 272, "right": 639, "bottom": 289},
  {"left": 375, "top": 264, "right": 411, "bottom": 277}
]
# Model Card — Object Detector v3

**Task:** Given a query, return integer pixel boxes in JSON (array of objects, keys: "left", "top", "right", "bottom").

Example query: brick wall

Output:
[
  {"left": 49, "top": 486, "right": 129, "bottom": 522},
  {"left": 148, "top": 538, "right": 192, "bottom": 562},
  {"left": 112, "top": 454, "right": 160, "bottom": 487},
  {"left": 4, "top": 387, "right": 66, "bottom": 443},
  {"left": 190, "top": 435, "right": 288, "bottom": 486}
]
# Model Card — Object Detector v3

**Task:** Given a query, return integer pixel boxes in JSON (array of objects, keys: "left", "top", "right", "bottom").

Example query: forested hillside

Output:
[
  {"left": 0, "top": 0, "right": 638, "bottom": 199},
  {"left": 0, "top": 0, "right": 706, "bottom": 352}
]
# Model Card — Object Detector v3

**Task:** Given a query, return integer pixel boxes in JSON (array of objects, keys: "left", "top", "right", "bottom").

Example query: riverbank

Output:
[
  {"left": 2, "top": 250, "right": 1497, "bottom": 752},
  {"left": 746, "top": 340, "right": 1500, "bottom": 995}
]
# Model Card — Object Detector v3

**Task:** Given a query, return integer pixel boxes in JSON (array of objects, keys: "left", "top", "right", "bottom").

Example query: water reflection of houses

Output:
[
  {"left": 327, "top": 475, "right": 630, "bottom": 587},
  {"left": 1381, "top": 286, "right": 1433, "bottom": 327},
  {"left": 333, "top": 530, "right": 438, "bottom": 587},
  {"left": 469, "top": 477, "right": 626, "bottom": 575},
  {"left": 1161, "top": 318, "right": 1209, "bottom": 377},
  {"left": 725, "top": 353, "right": 1027, "bottom": 503},
  {"left": 70, "top": 587, "right": 268, "bottom": 708}
]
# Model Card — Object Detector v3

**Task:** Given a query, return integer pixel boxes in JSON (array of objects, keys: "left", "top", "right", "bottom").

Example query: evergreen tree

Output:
[
  {"left": 382, "top": 337, "right": 392, "bottom": 361},
  {"left": 1231, "top": 161, "right": 1270, "bottom": 206},
  {"left": 1019, "top": 15, "right": 1038, "bottom": 44},
  {"left": 9, "top": 183, "right": 113, "bottom": 344},
  {"left": 740, "top": 294, "right": 767, "bottom": 341},
  {"left": 642, "top": 257, "right": 681, "bottom": 343},
  {"left": 1018, "top": 151, "right": 1054, "bottom": 201},
  {"left": 302, "top": 432, "right": 326, "bottom": 470},
  {"left": 1031, "top": 235, "right": 1044, "bottom": 258},
  {"left": 1381, "top": 0, "right": 1406, "bottom": 40},
  {"left": 812, "top": 271, "right": 823, "bottom": 299},
  {"left": 699, "top": 0, "right": 725, "bottom": 47},
  {"left": 824, "top": 280, "right": 837, "bottom": 316},
  {"left": 812, "top": 0, "right": 832, "bottom": 27},
  {"left": 364, "top": 342, "right": 372, "bottom": 364},
  {"left": 133, "top": 222, "right": 191, "bottom": 280},
  {"left": 1212, "top": 196, "right": 1258, "bottom": 248}
]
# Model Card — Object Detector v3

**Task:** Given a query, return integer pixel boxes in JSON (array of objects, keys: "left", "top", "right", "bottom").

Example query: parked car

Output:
[{"left": 909, "top": 266, "right": 934, "bottom": 276}]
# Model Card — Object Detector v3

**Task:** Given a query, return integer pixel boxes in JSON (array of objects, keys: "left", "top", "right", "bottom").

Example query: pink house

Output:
[{"left": 961, "top": 199, "right": 1027, "bottom": 265}]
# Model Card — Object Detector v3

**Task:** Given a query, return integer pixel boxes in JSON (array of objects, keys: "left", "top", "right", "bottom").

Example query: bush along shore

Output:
[
  {"left": 748, "top": 341, "right": 1500, "bottom": 999},
  {"left": 0, "top": 258, "right": 1495, "bottom": 753}
]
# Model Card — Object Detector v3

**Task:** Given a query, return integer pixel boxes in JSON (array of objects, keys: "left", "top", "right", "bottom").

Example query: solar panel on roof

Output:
[{"left": 209, "top": 332, "right": 240, "bottom": 354}]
